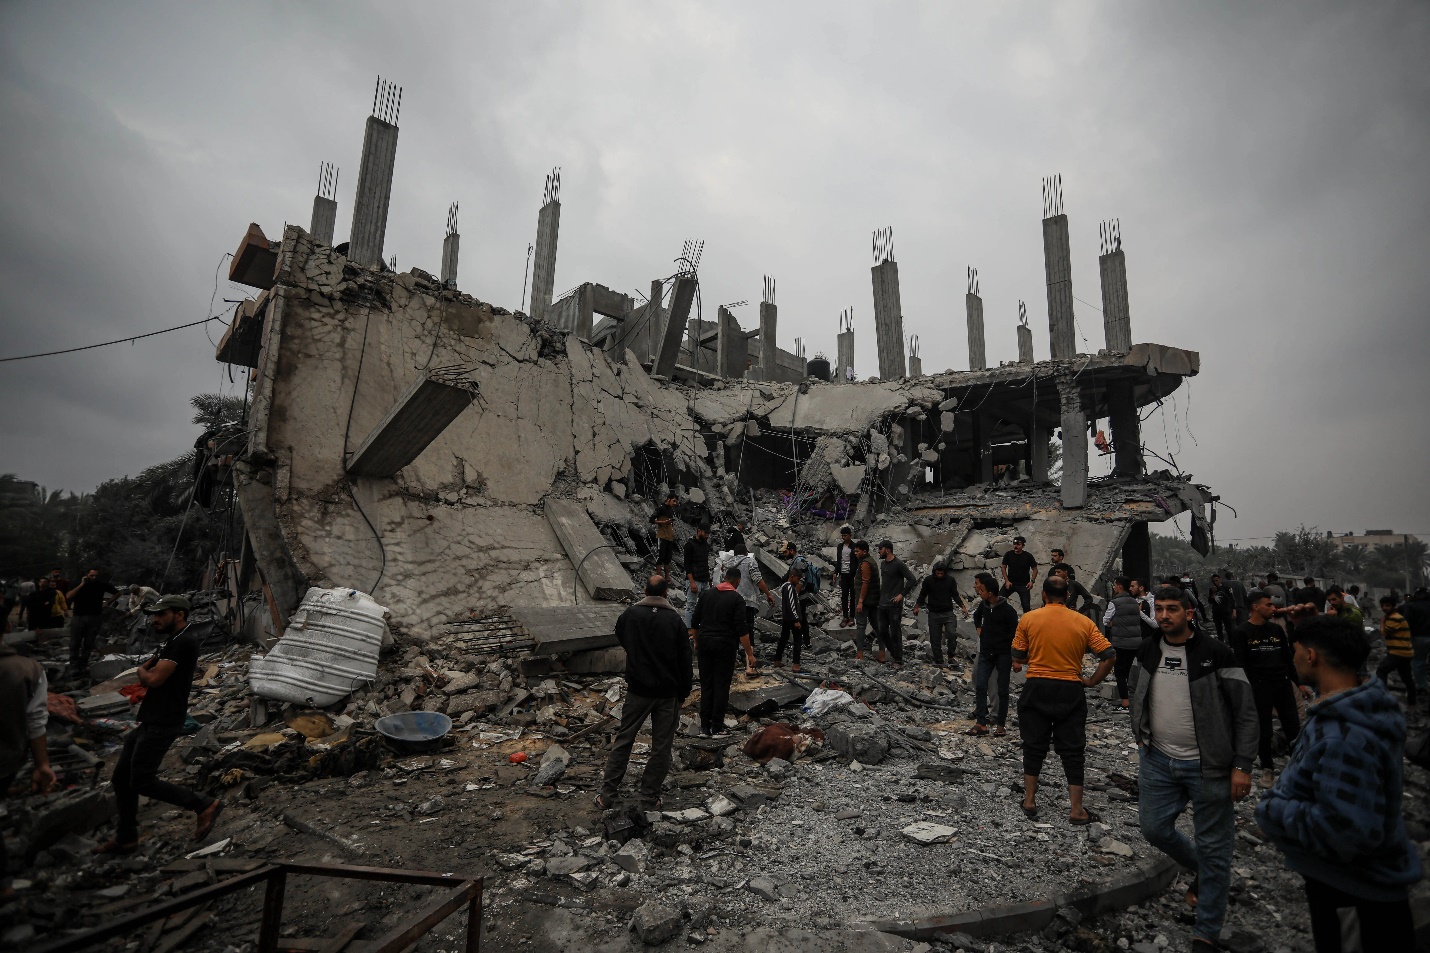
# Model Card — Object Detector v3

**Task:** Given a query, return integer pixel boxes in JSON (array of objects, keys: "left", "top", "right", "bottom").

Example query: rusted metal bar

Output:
[
  {"left": 278, "top": 862, "right": 473, "bottom": 886},
  {"left": 465, "top": 880, "right": 483, "bottom": 953},
  {"left": 258, "top": 867, "right": 287, "bottom": 953},
  {"left": 367, "top": 882, "right": 476, "bottom": 953}
]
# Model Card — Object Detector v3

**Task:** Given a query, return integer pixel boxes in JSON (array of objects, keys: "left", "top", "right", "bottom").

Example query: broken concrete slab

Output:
[
  {"left": 901, "top": 822, "right": 958, "bottom": 845},
  {"left": 533, "top": 743, "right": 571, "bottom": 786},
  {"left": 726, "top": 684, "right": 810, "bottom": 719},
  {"left": 544, "top": 499, "right": 632, "bottom": 601},
  {"left": 76, "top": 692, "right": 131, "bottom": 717},
  {"left": 631, "top": 900, "right": 684, "bottom": 945},
  {"left": 825, "top": 723, "right": 890, "bottom": 765}
]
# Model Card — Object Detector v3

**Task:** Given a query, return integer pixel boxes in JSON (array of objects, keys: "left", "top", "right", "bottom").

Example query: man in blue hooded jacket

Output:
[{"left": 1255, "top": 615, "right": 1421, "bottom": 953}]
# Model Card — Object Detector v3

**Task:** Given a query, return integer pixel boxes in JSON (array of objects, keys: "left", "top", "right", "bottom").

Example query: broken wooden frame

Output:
[{"left": 34, "top": 862, "right": 483, "bottom": 953}]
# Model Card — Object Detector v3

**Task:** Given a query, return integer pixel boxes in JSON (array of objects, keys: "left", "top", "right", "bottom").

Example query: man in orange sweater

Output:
[{"left": 1013, "top": 576, "right": 1116, "bottom": 823}]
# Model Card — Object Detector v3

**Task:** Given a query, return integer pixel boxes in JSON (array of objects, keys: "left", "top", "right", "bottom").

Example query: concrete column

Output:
[
  {"left": 1042, "top": 214, "right": 1076, "bottom": 360},
  {"left": 966, "top": 293, "right": 986, "bottom": 371},
  {"left": 529, "top": 199, "right": 561, "bottom": 323},
  {"left": 1122, "top": 521, "right": 1151, "bottom": 584},
  {"left": 717, "top": 306, "right": 744, "bottom": 379},
  {"left": 1057, "top": 370, "right": 1088, "bottom": 509},
  {"left": 871, "top": 259, "right": 906, "bottom": 379},
  {"left": 1099, "top": 248, "right": 1132, "bottom": 352},
  {"left": 977, "top": 413, "right": 995, "bottom": 483},
  {"left": 836, "top": 330, "right": 854, "bottom": 382},
  {"left": 1107, "top": 380, "right": 1143, "bottom": 476},
  {"left": 575, "top": 284, "right": 595, "bottom": 341},
  {"left": 758, "top": 301, "right": 777, "bottom": 379},
  {"left": 440, "top": 234, "right": 459, "bottom": 288},
  {"left": 1017, "top": 324, "right": 1034, "bottom": 364},
  {"left": 348, "top": 117, "right": 400, "bottom": 267},
  {"left": 310, "top": 196, "right": 337, "bottom": 246},
  {"left": 655, "top": 276, "right": 696, "bottom": 378},
  {"left": 1030, "top": 426, "right": 1052, "bottom": 482},
  {"left": 908, "top": 355, "right": 923, "bottom": 377}
]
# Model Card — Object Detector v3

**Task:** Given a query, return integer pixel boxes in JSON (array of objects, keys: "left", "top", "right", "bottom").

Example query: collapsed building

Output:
[{"left": 213, "top": 94, "right": 1214, "bottom": 649}]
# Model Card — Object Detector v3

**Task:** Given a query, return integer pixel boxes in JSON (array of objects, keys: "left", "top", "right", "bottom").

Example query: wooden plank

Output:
[{"left": 543, "top": 499, "right": 632, "bottom": 601}]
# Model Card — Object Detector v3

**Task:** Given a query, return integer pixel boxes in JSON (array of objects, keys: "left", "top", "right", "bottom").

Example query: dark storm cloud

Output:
[{"left": 1, "top": 1, "right": 1425, "bottom": 541}]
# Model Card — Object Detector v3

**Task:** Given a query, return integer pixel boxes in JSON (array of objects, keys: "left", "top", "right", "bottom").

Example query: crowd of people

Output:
[
  {"left": 601, "top": 522, "right": 1425, "bottom": 952},
  {"left": 2, "top": 569, "right": 161, "bottom": 677}
]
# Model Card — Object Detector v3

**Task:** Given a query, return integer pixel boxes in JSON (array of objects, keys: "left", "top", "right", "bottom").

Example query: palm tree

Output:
[{"left": 1340, "top": 543, "right": 1369, "bottom": 576}]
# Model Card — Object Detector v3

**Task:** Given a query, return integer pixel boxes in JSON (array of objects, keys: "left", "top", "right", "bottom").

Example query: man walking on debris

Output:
[
  {"left": 598, "top": 576, "right": 692, "bottom": 808},
  {"left": 968, "top": 572, "right": 1017, "bottom": 736},
  {"left": 1130, "top": 586, "right": 1258, "bottom": 952},
  {"left": 1207, "top": 573, "right": 1234, "bottom": 641},
  {"left": 683, "top": 524, "right": 711, "bottom": 629},
  {"left": 1256, "top": 616, "right": 1422, "bottom": 953},
  {"left": 1231, "top": 590, "right": 1307, "bottom": 788},
  {"left": 649, "top": 491, "right": 679, "bottom": 581},
  {"left": 1, "top": 640, "right": 57, "bottom": 898},
  {"left": 1103, "top": 575, "right": 1150, "bottom": 710},
  {"left": 66, "top": 567, "right": 118, "bottom": 677},
  {"left": 876, "top": 539, "right": 918, "bottom": 668},
  {"left": 94, "top": 595, "right": 222, "bottom": 854},
  {"left": 836, "top": 524, "right": 857, "bottom": 627},
  {"left": 1376, "top": 595, "right": 1416, "bottom": 706},
  {"left": 773, "top": 569, "right": 808, "bottom": 672},
  {"left": 999, "top": 535, "right": 1038, "bottom": 613},
  {"left": 912, "top": 558, "right": 968, "bottom": 668},
  {"left": 1012, "top": 576, "right": 1115, "bottom": 823},
  {"left": 852, "top": 539, "right": 881, "bottom": 662},
  {"left": 690, "top": 566, "right": 757, "bottom": 738},
  {"left": 719, "top": 541, "right": 774, "bottom": 642}
]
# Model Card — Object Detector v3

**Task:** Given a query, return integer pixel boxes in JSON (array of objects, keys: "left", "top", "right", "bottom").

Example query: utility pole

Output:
[{"left": 1406, "top": 534, "right": 1413, "bottom": 595}]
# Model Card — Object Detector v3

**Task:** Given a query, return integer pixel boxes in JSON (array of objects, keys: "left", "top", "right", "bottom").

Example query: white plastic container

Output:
[{"left": 248, "top": 587, "right": 388, "bottom": 707}]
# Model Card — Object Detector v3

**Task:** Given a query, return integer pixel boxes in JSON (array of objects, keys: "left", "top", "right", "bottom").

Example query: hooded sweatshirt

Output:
[{"left": 1254, "top": 677, "right": 1423, "bottom": 901}]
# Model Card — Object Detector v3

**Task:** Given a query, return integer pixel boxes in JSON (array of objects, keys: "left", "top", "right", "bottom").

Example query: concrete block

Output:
[
  {"left": 871, "top": 258, "right": 906, "bottom": 380},
  {"left": 310, "top": 195, "right": 337, "bottom": 246},
  {"left": 530, "top": 200, "right": 560, "bottom": 322},
  {"left": 345, "top": 373, "right": 479, "bottom": 477}
]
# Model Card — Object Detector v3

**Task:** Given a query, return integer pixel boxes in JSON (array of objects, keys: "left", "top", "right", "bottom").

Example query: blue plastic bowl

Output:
[{"left": 374, "top": 711, "right": 453, "bottom": 752}]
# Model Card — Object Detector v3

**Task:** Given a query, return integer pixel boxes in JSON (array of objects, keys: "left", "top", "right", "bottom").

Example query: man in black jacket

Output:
[
  {"left": 1398, "top": 587, "right": 1430, "bottom": 703},
  {"left": 598, "top": 576, "right": 693, "bottom": 809},
  {"left": 1230, "top": 590, "right": 1308, "bottom": 788},
  {"left": 968, "top": 572, "right": 1018, "bottom": 736},
  {"left": 912, "top": 559, "right": 968, "bottom": 667},
  {"left": 835, "top": 524, "right": 857, "bottom": 627},
  {"left": 682, "top": 525, "right": 711, "bottom": 628},
  {"left": 690, "top": 566, "right": 757, "bottom": 738}
]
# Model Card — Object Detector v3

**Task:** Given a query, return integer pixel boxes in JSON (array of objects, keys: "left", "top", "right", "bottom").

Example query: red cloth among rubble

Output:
[
  {"left": 47, "top": 692, "right": 84, "bottom": 724},
  {"left": 119, "top": 683, "right": 148, "bottom": 704}
]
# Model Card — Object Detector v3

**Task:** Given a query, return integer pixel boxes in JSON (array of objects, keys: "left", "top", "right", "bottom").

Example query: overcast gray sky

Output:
[{"left": 2, "top": 1, "right": 1426, "bottom": 544}]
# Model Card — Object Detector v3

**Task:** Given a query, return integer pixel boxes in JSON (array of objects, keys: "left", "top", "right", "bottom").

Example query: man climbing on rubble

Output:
[
  {"left": 1130, "top": 586, "right": 1258, "bottom": 952},
  {"left": 1012, "top": 576, "right": 1115, "bottom": 824},
  {"left": 968, "top": 572, "right": 1017, "bottom": 736},
  {"left": 773, "top": 569, "right": 808, "bottom": 672},
  {"left": 650, "top": 491, "right": 680, "bottom": 581},
  {"left": 876, "top": 539, "right": 918, "bottom": 668},
  {"left": 1231, "top": 590, "right": 1307, "bottom": 788},
  {"left": 1, "top": 639, "right": 56, "bottom": 899},
  {"left": 999, "top": 536, "right": 1038, "bottom": 613},
  {"left": 94, "top": 595, "right": 222, "bottom": 854},
  {"left": 836, "top": 524, "right": 857, "bottom": 627},
  {"left": 598, "top": 576, "right": 692, "bottom": 808},
  {"left": 691, "top": 565, "right": 758, "bottom": 738},
  {"left": 912, "top": 558, "right": 968, "bottom": 668},
  {"left": 852, "top": 539, "right": 882, "bottom": 662},
  {"left": 1103, "top": 575, "right": 1150, "bottom": 710},
  {"left": 683, "top": 524, "right": 712, "bottom": 629},
  {"left": 66, "top": 567, "right": 119, "bottom": 678},
  {"left": 1256, "top": 616, "right": 1421, "bottom": 953}
]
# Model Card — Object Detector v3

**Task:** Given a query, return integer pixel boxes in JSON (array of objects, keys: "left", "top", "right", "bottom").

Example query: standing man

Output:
[
  {"left": 16, "top": 577, "right": 35, "bottom": 628},
  {"left": 1263, "top": 572, "right": 1290, "bottom": 630},
  {"left": 1376, "top": 595, "right": 1416, "bottom": 706},
  {"left": 1012, "top": 576, "right": 1116, "bottom": 823},
  {"left": 723, "top": 542, "right": 775, "bottom": 643},
  {"left": 649, "top": 492, "right": 680, "bottom": 581},
  {"left": 27, "top": 579, "right": 64, "bottom": 632},
  {"left": 1129, "top": 586, "right": 1258, "bottom": 952},
  {"left": 835, "top": 525, "right": 857, "bottom": 628},
  {"left": 724, "top": 519, "right": 746, "bottom": 556},
  {"left": 912, "top": 558, "right": 968, "bottom": 668},
  {"left": 1, "top": 641, "right": 57, "bottom": 898},
  {"left": 1324, "top": 586, "right": 1362, "bottom": 627},
  {"left": 1207, "top": 574, "right": 1234, "bottom": 641},
  {"left": 1103, "top": 576, "right": 1149, "bottom": 710},
  {"left": 968, "top": 572, "right": 1017, "bottom": 736},
  {"left": 876, "top": 540, "right": 918, "bottom": 668},
  {"left": 598, "top": 576, "right": 692, "bottom": 809},
  {"left": 690, "top": 566, "right": 757, "bottom": 738},
  {"left": 1049, "top": 565, "right": 1096, "bottom": 619},
  {"left": 999, "top": 536, "right": 1038, "bottom": 613},
  {"left": 1230, "top": 590, "right": 1306, "bottom": 788},
  {"left": 852, "top": 539, "right": 882, "bottom": 663},
  {"left": 1256, "top": 617, "right": 1422, "bottom": 953},
  {"left": 1226, "top": 575, "right": 1250, "bottom": 626},
  {"left": 1398, "top": 587, "right": 1430, "bottom": 705},
  {"left": 93, "top": 595, "right": 222, "bottom": 854},
  {"left": 66, "top": 568, "right": 119, "bottom": 677},
  {"left": 682, "top": 524, "right": 712, "bottom": 629},
  {"left": 773, "top": 570, "right": 807, "bottom": 672},
  {"left": 1291, "top": 576, "right": 1327, "bottom": 614}
]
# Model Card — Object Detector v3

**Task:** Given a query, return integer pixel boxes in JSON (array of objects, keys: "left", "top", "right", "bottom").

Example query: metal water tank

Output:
[
  {"left": 249, "top": 587, "right": 389, "bottom": 706},
  {"left": 807, "top": 357, "right": 831, "bottom": 381}
]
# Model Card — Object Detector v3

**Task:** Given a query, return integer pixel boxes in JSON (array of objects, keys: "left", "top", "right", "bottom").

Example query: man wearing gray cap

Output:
[{"left": 93, "top": 595, "right": 221, "bottom": 854}]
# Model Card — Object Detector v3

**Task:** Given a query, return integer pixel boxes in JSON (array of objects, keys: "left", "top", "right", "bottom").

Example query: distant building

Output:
[{"left": 1330, "top": 530, "right": 1420, "bottom": 549}]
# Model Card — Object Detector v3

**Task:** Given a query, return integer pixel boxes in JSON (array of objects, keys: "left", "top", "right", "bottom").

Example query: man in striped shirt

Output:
[{"left": 1376, "top": 595, "right": 1415, "bottom": 706}]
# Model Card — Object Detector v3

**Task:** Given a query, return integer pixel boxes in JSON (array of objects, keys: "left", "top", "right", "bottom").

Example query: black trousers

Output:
[
  {"left": 1113, "top": 648, "right": 1139, "bottom": 701},
  {"left": 1212, "top": 613, "right": 1232, "bottom": 641},
  {"left": 1376, "top": 655, "right": 1417, "bottom": 705},
  {"left": 775, "top": 621, "right": 802, "bottom": 665},
  {"left": 1000, "top": 584, "right": 1031, "bottom": 613},
  {"left": 113, "top": 724, "right": 212, "bottom": 842},
  {"left": 877, "top": 605, "right": 904, "bottom": 662},
  {"left": 657, "top": 538, "right": 674, "bottom": 567},
  {"left": 698, "top": 637, "right": 738, "bottom": 732},
  {"left": 839, "top": 572, "right": 857, "bottom": 619},
  {"left": 1018, "top": 678, "right": 1087, "bottom": 786},
  {"left": 68, "top": 613, "right": 105, "bottom": 669},
  {"left": 0, "top": 764, "right": 17, "bottom": 886},
  {"left": 1303, "top": 876, "right": 1414, "bottom": 953},
  {"left": 1249, "top": 675, "right": 1300, "bottom": 770},
  {"left": 600, "top": 693, "right": 679, "bottom": 804}
]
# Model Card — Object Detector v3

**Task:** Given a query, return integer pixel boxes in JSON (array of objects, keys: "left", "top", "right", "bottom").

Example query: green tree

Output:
[{"left": 1272, "top": 525, "right": 1346, "bottom": 579}]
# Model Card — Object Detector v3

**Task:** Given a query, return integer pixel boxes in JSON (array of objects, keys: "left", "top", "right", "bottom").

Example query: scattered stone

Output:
[
  {"left": 764, "top": 758, "right": 792, "bottom": 778},
  {"left": 747, "top": 877, "right": 778, "bottom": 901},
  {"left": 901, "top": 822, "right": 958, "bottom": 845},
  {"left": 835, "top": 809, "right": 862, "bottom": 820},
  {"left": 415, "top": 798, "right": 444, "bottom": 816},
  {"left": 663, "top": 808, "right": 710, "bottom": 824},
  {"left": 826, "top": 723, "right": 890, "bottom": 765},
  {"left": 533, "top": 743, "right": 571, "bottom": 786},
  {"left": 704, "top": 794, "right": 738, "bottom": 817},
  {"left": 630, "top": 900, "right": 683, "bottom": 946},
  {"left": 545, "top": 856, "right": 592, "bottom": 876},
  {"left": 1097, "top": 837, "right": 1134, "bottom": 857},
  {"left": 612, "top": 838, "right": 650, "bottom": 873}
]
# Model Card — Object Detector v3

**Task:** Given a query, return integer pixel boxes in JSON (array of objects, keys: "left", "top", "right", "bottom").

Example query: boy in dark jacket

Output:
[
  {"left": 773, "top": 570, "right": 808, "bottom": 671},
  {"left": 967, "top": 572, "right": 1018, "bottom": 736},
  {"left": 912, "top": 559, "right": 968, "bottom": 667},
  {"left": 599, "top": 576, "right": 692, "bottom": 809},
  {"left": 1256, "top": 616, "right": 1422, "bottom": 953}
]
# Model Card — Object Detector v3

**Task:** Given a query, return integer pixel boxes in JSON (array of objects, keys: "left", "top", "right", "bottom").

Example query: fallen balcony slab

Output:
[
  {"left": 345, "top": 372, "right": 479, "bottom": 478},
  {"left": 509, "top": 604, "right": 625, "bottom": 655}
]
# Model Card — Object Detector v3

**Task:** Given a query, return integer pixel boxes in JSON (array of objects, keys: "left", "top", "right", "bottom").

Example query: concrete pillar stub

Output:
[
  {"left": 908, "top": 355, "right": 922, "bottom": 377},
  {"left": 1042, "top": 214, "right": 1076, "bottom": 360},
  {"left": 1057, "top": 370, "right": 1088, "bottom": 509},
  {"left": 310, "top": 196, "right": 337, "bottom": 246},
  {"left": 870, "top": 259, "right": 906, "bottom": 380},
  {"left": 717, "top": 307, "right": 744, "bottom": 379},
  {"left": 1107, "top": 379, "right": 1143, "bottom": 476},
  {"left": 1099, "top": 250, "right": 1132, "bottom": 352},
  {"left": 529, "top": 200, "right": 561, "bottom": 323},
  {"left": 965, "top": 293, "right": 986, "bottom": 371},
  {"left": 836, "top": 330, "right": 855, "bottom": 382},
  {"left": 758, "top": 302, "right": 777, "bottom": 380},
  {"left": 1017, "top": 325, "right": 1034, "bottom": 364},
  {"left": 348, "top": 117, "right": 399, "bottom": 267},
  {"left": 440, "top": 232, "right": 459, "bottom": 288}
]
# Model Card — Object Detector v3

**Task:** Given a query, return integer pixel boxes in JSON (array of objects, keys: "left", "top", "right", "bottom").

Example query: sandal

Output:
[
  {"left": 1069, "top": 808, "right": 1101, "bottom": 826},
  {"left": 993, "top": 726, "right": 1007, "bottom": 737},
  {"left": 964, "top": 724, "right": 989, "bottom": 737},
  {"left": 593, "top": 793, "right": 615, "bottom": 810},
  {"left": 1021, "top": 803, "right": 1039, "bottom": 820}
]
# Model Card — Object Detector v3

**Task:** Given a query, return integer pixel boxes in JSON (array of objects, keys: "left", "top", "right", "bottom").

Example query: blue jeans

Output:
[
  {"left": 684, "top": 581, "right": 704, "bottom": 628},
  {"left": 1412, "top": 636, "right": 1430, "bottom": 695},
  {"left": 1138, "top": 746, "right": 1235, "bottom": 943}
]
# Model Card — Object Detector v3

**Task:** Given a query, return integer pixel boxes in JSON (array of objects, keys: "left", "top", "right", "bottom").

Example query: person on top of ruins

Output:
[
  {"left": 682, "top": 524, "right": 711, "bottom": 629},
  {"left": 1012, "top": 576, "right": 1115, "bottom": 824},
  {"left": 772, "top": 569, "right": 808, "bottom": 672},
  {"left": 66, "top": 567, "right": 118, "bottom": 677},
  {"left": 852, "top": 539, "right": 882, "bottom": 663},
  {"left": 1130, "top": 585, "right": 1258, "bottom": 952},
  {"left": 690, "top": 565, "right": 757, "bottom": 738},
  {"left": 999, "top": 536, "right": 1038, "bottom": 613},
  {"left": 835, "top": 524, "right": 858, "bottom": 628},
  {"left": 968, "top": 572, "right": 1017, "bottom": 736},
  {"left": 598, "top": 575, "right": 692, "bottom": 808},
  {"left": 649, "top": 491, "right": 679, "bottom": 581},
  {"left": 1231, "top": 590, "right": 1307, "bottom": 788},
  {"left": 876, "top": 539, "right": 918, "bottom": 668},
  {"left": 912, "top": 558, "right": 968, "bottom": 668}
]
